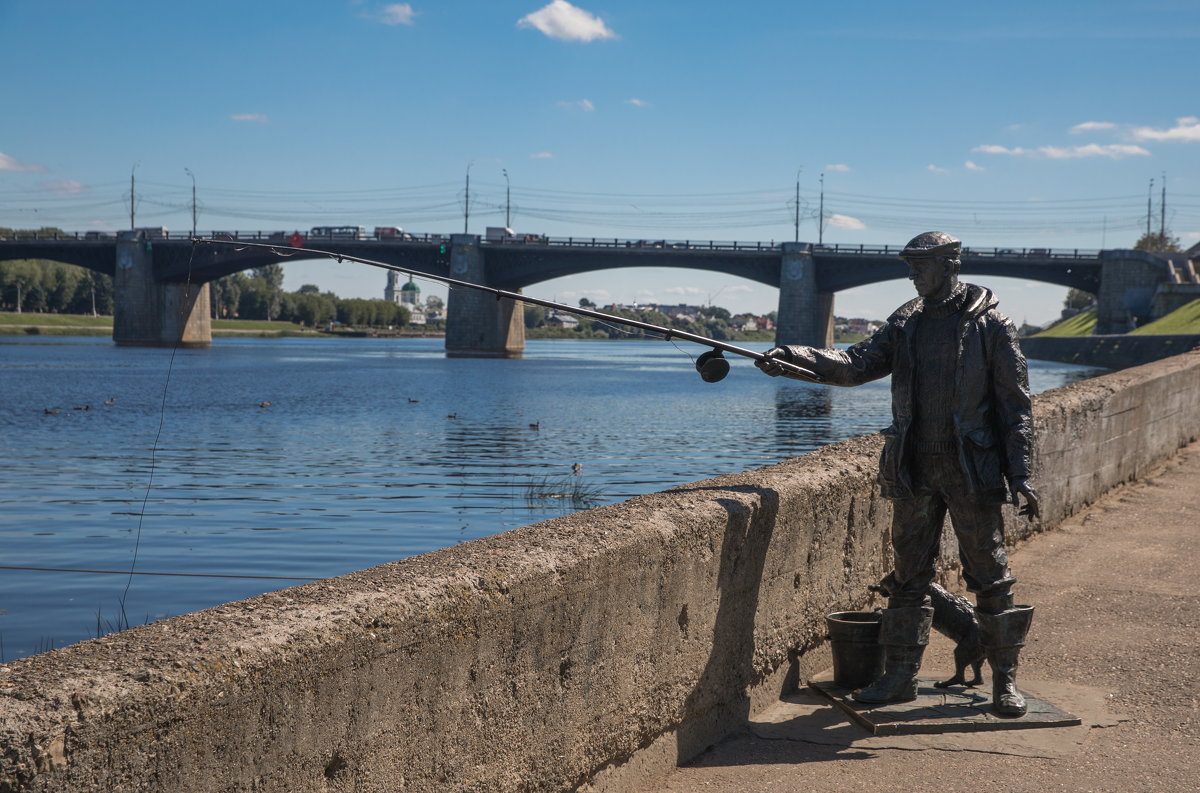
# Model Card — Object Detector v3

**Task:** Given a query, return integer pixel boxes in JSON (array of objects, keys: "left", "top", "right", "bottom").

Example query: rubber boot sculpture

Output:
[
  {"left": 977, "top": 603, "right": 1034, "bottom": 717},
  {"left": 853, "top": 605, "right": 933, "bottom": 703}
]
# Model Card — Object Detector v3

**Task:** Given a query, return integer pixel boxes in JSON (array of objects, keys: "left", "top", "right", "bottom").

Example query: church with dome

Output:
[{"left": 385, "top": 271, "right": 426, "bottom": 325}]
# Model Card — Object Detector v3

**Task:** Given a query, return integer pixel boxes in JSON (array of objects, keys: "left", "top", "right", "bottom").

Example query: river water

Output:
[{"left": 0, "top": 336, "right": 1103, "bottom": 660}]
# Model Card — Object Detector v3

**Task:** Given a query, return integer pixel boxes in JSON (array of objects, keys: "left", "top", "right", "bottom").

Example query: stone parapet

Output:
[{"left": 1021, "top": 334, "right": 1200, "bottom": 370}]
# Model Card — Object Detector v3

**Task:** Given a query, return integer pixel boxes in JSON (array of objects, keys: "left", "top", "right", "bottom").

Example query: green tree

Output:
[
  {"left": 252, "top": 264, "right": 285, "bottom": 320},
  {"left": 524, "top": 304, "right": 547, "bottom": 328},
  {"left": 579, "top": 297, "right": 595, "bottom": 308},
  {"left": 1134, "top": 232, "right": 1181, "bottom": 253},
  {"left": 1063, "top": 288, "right": 1095, "bottom": 312}
]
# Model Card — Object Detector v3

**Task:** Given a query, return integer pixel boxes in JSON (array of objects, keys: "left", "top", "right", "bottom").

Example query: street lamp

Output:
[
  {"left": 464, "top": 160, "right": 475, "bottom": 234},
  {"left": 794, "top": 167, "right": 802, "bottom": 243},
  {"left": 503, "top": 168, "right": 511, "bottom": 229},
  {"left": 184, "top": 167, "right": 197, "bottom": 237},
  {"left": 129, "top": 161, "right": 140, "bottom": 230}
]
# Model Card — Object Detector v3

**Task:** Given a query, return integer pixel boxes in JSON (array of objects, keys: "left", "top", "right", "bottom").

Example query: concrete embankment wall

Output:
[
  {"left": 1021, "top": 333, "right": 1200, "bottom": 369},
  {"left": 3, "top": 351, "right": 1200, "bottom": 793}
]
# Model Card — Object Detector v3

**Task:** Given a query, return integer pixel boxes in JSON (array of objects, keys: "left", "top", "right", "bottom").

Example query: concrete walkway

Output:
[{"left": 645, "top": 439, "right": 1200, "bottom": 793}]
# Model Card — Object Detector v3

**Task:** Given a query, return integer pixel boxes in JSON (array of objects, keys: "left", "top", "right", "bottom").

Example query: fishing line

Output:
[{"left": 118, "top": 238, "right": 200, "bottom": 623}]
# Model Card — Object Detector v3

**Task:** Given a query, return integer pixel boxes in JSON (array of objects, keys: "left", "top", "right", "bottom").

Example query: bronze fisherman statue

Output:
[{"left": 758, "top": 231, "right": 1040, "bottom": 717}]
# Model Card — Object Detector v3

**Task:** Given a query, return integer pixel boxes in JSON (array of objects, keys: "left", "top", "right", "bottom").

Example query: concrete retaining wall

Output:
[
  {"left": 3, "top": 351, "right": 1200, "bottom": 793},
  {"left": 1021, "top": 334, "right": 1200, "bottom": 370}
]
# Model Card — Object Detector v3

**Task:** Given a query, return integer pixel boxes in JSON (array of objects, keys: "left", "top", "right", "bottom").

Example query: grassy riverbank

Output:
[
  {"left": 0, "top": 313, "right": 879, "bottom": 345},
  {"left": 1036, "top": 300, "right": 1200, "bottom": 338},
  {"left": 0, "top": 312, "right": 321, "bottom": 337}
]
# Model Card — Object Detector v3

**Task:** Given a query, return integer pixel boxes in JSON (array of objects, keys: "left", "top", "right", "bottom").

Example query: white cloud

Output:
[
  {"left": 1183, "top": 231, "right": 1200, "bottom": 240},
  {"left": 375, "top": 3, "right": 416, "bottom": 25},
  {"left": 964, "top": 160, "right": 985, "bottom": 171},
  {"left": 558, "top": 98, "right": 594, "bottom": 112},
  {"left": 972, "top": 143, "right": 1148, "bottom": 159},
  {"left": 530, "top": 151, "right": 554, "bottom": 159},
  {"left": 828, "top": 213, "right": 866, "bottom": 230},
  {"left": 1039, "top": 143, "right": 1149, "bottom": 159},
  {"left": 231, "top": 113, "right": 269, "bottom": 123},
  {"left": 725, "top": 285, "right": 753, "bottom": 293},
  {"left": 0, "top": 152, "right": 47, "bottom": 172},
  {"left": 974, "top": 144, "right": 1027, "bottom": 155},
  {"left": 518, "top": 1, "right": 615, "bottom": 42},
  {"left": 926, "top": 164, "right": 948, "bottom": 173},
  {"left": 560, "top": 289, "right": 611, "bottom": 300},
  {"left": 664, "top": 286, "right": 703, "bottom": 296},
  {"left": 1070, "top": 120, "right": 1116, "bottom": 134},
  {"left": 1131, "top": 116, "right": 1200, "bottom": 143},
  {"left": 825, "top": 163, "right": 851, "bottom": 173},
  {"left": 41, "top": 179, "right": 84, "bottom": 195},
  {"left": 626, "top": 98, "right": 650, "bottom": 108}
]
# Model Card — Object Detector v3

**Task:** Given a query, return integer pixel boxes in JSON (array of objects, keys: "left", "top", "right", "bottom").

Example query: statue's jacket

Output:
[{"left": 782, "top": 283, "right": 1033, "bottom": 503}]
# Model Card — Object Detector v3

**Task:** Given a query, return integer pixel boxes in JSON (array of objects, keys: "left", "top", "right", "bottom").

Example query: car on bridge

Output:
[
  {"left": 310, "top": 226, "right": 367, "bottom": 240},
  {"left": 374, "top": 226, "right": 414, "bottom": 241}
]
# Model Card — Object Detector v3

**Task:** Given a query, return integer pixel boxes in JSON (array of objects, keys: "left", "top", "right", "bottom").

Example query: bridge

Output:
[{"left": 0, "top": 230, "right": 1166, "bottom": 352}]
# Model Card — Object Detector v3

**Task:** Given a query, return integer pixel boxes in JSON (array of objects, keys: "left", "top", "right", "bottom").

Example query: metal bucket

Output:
[{"left": 826, "top": 611, "right": 883, "bottom": 689}]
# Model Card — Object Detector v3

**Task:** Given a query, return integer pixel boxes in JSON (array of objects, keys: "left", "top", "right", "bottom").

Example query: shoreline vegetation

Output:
[
  {"left": 0, "top": 312, "right": 875, "bottom": 344},
  {"left": 0, "top": 314, "right": 749, "bottom": 342}
]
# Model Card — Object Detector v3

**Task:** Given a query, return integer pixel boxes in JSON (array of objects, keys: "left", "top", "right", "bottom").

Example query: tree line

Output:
[
  {"left": 0, "top": 238, "right": 411, "bottom": 328},
  {"left": 208, "top": 265, "right": 411, "bottom": 328},
  {"left": 523, "top": 301, "right": 768, "bottom": 341}
]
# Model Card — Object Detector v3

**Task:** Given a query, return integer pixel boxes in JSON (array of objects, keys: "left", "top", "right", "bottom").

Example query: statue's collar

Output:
[{"left": 920, "top": 282, "right": 967, "bottom": 319}]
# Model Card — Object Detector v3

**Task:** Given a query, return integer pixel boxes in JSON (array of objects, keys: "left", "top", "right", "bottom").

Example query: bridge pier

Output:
[
  {"left": 775, "top": 242, "right": 833, "bottom": 348},
  {"left": 445, "top": 234, "right": 525, "bottom": 357},
  {"left": 1095, "top": 249, "right": 1169, "bottom": 334},
  {"left": 113, "top": 232, "right": 211, "bottom": 347}
]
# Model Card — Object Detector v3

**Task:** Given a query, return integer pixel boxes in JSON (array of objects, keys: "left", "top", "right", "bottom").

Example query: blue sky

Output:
[{"left": 2, "top": 0, "right": 1198, "bottom": 325}]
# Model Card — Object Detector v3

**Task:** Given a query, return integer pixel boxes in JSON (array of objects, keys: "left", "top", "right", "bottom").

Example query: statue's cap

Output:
[{"left": 900, "top": 231, "right": 961, "bottom": 259}]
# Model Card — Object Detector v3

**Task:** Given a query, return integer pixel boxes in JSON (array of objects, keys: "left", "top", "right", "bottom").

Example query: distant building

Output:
[
  {"left": 545, "top": 309, "right": 579, "bottom": 329},
  {"left": 386, "top": 272, "right": 426, "bottom": 324}
]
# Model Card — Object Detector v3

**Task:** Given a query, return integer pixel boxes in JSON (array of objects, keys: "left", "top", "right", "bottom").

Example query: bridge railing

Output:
[
  {"left": 0, "top": 230, "right": 1101, "bottom": 259},
  {"left": 812, "top": 243, "right": 1101, "bottom": 260}
]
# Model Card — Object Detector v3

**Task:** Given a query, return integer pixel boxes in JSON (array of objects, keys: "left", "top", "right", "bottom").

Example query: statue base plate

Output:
[{"left": 809, "top": 677, "right": 1082, "bottom": 736}]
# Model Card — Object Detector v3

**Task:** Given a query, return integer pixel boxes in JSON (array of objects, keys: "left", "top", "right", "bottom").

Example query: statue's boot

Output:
[
  {"left": 977, "top": 605, "right": 1034, "bottom": 717},
  {"left": 852, "top": 605, "right": 933, "bottom": 704}
]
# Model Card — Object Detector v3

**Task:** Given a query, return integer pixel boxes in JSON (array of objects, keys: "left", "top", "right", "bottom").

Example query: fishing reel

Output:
[{"left": 695, "top": 350, "right": 730, "bottom": 383}]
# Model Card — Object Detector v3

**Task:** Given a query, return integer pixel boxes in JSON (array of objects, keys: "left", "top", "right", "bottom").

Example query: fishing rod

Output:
[{"left": 193, "top": 237, "right": 823, "bottom": 383}]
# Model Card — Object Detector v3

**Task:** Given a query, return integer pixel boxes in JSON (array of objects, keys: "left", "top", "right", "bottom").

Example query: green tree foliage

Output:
[
  {"left": 524, "top": 303, "right": 547, "bottom": 328},
  {"left": 0, "top": 259, "right": 113, "bottom": 314},
  {"left": 0, "top": 236, "right": 408, "bottom": 329},
  {"left": 1063, "top": 288, "right": 1095, "bottom": 312},
  {"left": 1134, "top": 231, "right": 1181, "bottom": 253},
  {"left": 207, "top": 272, "right": 404, "bottom": 328},
  {"left": 252, "top": 264, "right": 285, "bottom": 321}
]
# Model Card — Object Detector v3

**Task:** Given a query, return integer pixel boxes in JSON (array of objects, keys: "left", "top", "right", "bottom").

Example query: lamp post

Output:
[
  {"left": 503, "top": 168, "right": 511, "bottom": 229},
  {"left": 793, "top": 167, "right": 802, "bottom": 243},
  {"left": 464, "top": 160, "right": 475, "bottom": 234},
  {"left": 184, "top": 167, "right": 197, "bottom": 237},
  {"left": 818, "top": 172, "right": 825, "bottom": 245},
  {"left": 130, "top": 161, "right": 139, "bottom": 230}
]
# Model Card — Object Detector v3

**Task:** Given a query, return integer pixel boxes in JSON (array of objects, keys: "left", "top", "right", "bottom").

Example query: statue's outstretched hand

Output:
[
  {"left": 756, "top": 347, "right": 791, "bottom": 377},
  {"left": 1011, "top": 478, "right": 1040, "bottom": 521}
]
